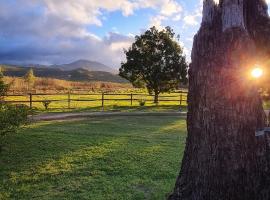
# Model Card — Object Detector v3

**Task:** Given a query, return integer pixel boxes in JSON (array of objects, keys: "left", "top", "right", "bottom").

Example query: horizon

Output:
[{"left": 0, "top": 0, "right": 270, "bottom": 69}]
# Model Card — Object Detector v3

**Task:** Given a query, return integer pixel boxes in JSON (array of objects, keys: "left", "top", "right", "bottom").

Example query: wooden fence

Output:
[{"left": 3, "top": 91, "right": 188, "bottom": 110}]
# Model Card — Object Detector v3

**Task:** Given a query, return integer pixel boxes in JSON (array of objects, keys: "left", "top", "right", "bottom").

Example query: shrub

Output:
[
  {"left": 42, "top": 100, "right": 52, "bottom": 110},
  {"left": 0, "top": 71, "right": 29, "bottom": 152},
  {"left": 138, "top": 99, "right": 146, "bottom": 106},
  {"left": 0, "top": 104, "right": 29, "bottom": 136}
]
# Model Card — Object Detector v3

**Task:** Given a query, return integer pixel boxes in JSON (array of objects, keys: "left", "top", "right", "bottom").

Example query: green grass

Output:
[
  {"left": 263, "top": 101, "right": 270, "bottom": 109},
  {"left": 37, "top": 105, "right": 187, "bottom": 114},
  {"left": 0, "top": 116, "right": 186, "bottom": 200}
]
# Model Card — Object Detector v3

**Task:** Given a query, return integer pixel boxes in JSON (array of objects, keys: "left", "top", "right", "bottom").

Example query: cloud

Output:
[
  {"left": 160, "top": 0, "right": 182, "bottom": 16},
  {"left": 37, "top": 0, "right": 183, "bottom": 26},
  {"left": 149, "top": 15, "right": 167, "bottom": 30},
  {"left": 0, "top": 0, "right": 139, "bottom": 67},
  {"left": 6, "top": 0, "right": 268, "bottom": 67},
  {"left": 0, "top": 0, "right": 187, "bottom": 68},
  {"left": 183, "top": 15, "right": 199, "bottom": 26},
  {"left": 182, "top": 1, "right": 202, "bottom": 27},
  {"left": 39, "top": 0, "right": 140, "bottom": 25},
  {"left": 172, "top": 14, "right": 182, "bottom": 21},
  {"left": 0, "top": 29, "right": 134, "bottom": 67},
  {"left": 148, "top": 0, "right": 183, "bottom": 29}
]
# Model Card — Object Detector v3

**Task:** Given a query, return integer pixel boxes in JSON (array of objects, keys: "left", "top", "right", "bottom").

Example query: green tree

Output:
[
  {"left": 119, "top": 26, "right": 188, "bottom": 103},
  {"left": 24, "top": 68, "right": 36, "bottom": 90}
]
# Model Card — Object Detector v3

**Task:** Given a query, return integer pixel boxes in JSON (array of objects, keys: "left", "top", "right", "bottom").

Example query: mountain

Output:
[
  {"left": 1, "top": 65, "right": 127, "bottom": 83},
  {"left": 53, "top": 60, "right": 117, "bottom": 74}
]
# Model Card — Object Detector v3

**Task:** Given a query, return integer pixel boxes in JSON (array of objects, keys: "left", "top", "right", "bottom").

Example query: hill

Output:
[
  {"left": 1, "top": 65, "right": 127, "bottom": 83},
  {"left": 53, "top": 60, "right": 117, "bottom": 74}
]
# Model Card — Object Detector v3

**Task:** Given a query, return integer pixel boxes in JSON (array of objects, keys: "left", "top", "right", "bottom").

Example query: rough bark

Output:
[
  {"left": 154, "top": 92, "right": 159, "bottom": 104},
  {"left": 169, "top": 0, "right": 270, "bottom": 199}
]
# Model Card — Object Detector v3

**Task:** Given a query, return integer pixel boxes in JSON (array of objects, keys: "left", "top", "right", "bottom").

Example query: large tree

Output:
[
  {"left": 169, "top": 0, "right": 270, "bottom": 199},
  {"left": 119, "top": 26, "right": 188, "bottom": 103}
]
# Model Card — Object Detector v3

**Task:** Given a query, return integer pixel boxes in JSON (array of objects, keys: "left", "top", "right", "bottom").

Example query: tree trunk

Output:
[
  {"left": 169, "top": 0, "right": 270, "bottom": 199},
  {"left": 154, "top": 91, "right": 159, "bottom": 104}
]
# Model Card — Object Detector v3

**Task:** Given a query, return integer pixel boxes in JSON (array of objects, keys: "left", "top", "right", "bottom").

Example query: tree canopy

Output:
[{"left": 119, "top": 26, "right": 188, "bottom": 103}]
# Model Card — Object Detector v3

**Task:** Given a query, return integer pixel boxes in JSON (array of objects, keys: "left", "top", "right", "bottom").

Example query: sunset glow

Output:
[{"left": 251, "top": 67, "right": 263, "bottom": 79}]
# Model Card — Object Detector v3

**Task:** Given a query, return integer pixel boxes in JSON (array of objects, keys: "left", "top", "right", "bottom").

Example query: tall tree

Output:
[
  {"left": 119, "top": 26, "right": 188, "bottom": 103},
  {"left": 24, "top": 68, "right": 35, "bottom": 90},
  {"left": 169, "top": 0, "right": 270, "bottom": 199}
]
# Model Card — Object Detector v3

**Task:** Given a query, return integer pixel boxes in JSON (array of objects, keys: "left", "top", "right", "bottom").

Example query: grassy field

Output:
[
  {"left": 263, "top": 101, "right": 270, "bottom": 109},
  {"left": 4, "top": 92, "right": 188, "bottom": 113},
  {"left": 0, "top": 116, "right": 187, "bottom": 200}
]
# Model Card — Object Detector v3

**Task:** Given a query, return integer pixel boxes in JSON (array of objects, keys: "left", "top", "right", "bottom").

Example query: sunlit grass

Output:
[
  {"left": 4, "top": 92, "right": 188, "bottom": 113},
  {"left": 0, "top": 116, "right": 186, "bottom": 200},
  {"left": 263, "top": 101, "right": 270, "bottom": 110}
]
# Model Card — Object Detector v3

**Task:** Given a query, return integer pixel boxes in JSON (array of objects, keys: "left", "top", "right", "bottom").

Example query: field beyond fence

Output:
[{"left": 3, "top": 90, "right": 188, "bottom": 112}]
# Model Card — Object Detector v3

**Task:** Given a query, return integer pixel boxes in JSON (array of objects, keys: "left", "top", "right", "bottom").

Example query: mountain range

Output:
[
  {"left": 1, "top": 60, "right": 127, "bottom": 83},
  {"left": 51, "top": 60, "right": 118, "bottom": 74},
  {"left": 21, "top": 59, "right": 117, "bottom": 74}
]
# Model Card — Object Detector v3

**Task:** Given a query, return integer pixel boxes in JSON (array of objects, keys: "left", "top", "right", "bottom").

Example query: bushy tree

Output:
[
  {"left": 119, "top": 26, "right": 188, "bottom": 103},
  {"left": 24, "top": 68, "right": 36, "bottom": 90}
]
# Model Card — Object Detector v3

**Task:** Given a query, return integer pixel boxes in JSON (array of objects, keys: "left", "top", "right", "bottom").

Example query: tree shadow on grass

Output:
[
  {"left": 0, "top": 116, "right": 186, "bottom": 199},
  {"left": 34, "top": 105, "right": 187, "bottom": 114}
]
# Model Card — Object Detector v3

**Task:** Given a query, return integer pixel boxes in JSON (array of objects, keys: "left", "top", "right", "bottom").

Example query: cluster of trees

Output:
[{"left": 0, "top": 67, "right": 29, "bottom": 152}]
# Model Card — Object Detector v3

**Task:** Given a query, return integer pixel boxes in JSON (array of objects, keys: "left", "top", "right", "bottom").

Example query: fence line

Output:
[{"left": 3, "top": 91, "right": 188, "bottom": 110}]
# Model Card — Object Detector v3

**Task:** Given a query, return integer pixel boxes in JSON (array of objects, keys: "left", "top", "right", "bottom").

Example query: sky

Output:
[{"left": 0, "top": 0, "right": 269, "bottom": 69}]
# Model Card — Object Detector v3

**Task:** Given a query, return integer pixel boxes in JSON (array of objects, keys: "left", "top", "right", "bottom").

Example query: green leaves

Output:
[
  {"left": 0, "top": 105, "right": 29, "bottom": 136},
  {"left": 119, "top": 26, "right": 188, "bottom": 100}
]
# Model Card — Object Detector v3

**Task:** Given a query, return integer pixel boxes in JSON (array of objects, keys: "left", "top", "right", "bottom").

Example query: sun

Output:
[{"left": 251, "top": 67, "right": 263, "bottom": 79}]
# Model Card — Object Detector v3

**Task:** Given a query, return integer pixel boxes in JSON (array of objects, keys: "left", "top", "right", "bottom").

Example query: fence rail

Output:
[{"left": 3, "top": 91, "right": 188, "bottom": 110}]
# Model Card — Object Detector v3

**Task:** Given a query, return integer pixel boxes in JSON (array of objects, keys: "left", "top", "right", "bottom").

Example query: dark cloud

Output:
[{"left": 0, "top": 0, "right": 134, "bottom": 68}]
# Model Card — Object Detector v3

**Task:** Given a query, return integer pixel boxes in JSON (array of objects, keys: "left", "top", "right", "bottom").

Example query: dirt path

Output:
[{"left": 30, "top": 111, "right": 187, "bottom": 121}]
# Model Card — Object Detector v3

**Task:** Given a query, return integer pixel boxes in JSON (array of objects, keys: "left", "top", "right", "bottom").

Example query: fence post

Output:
[
  {"left": 130, "top": 93, "right": 133, "bottom": 106},
  {"left": 180, "top": 92, "right": 183, "bottom": 106},
  {"left": 29, "top": 93, "right": 32, "bottom": 109},
  {"left": 68, "top": 90, "right": 71, "bottom": 109},
  {"left": 102, "top": 93, "right": 104, "bottom": 110}
]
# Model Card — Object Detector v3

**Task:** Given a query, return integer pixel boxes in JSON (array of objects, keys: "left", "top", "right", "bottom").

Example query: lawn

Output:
[
  {"left": 0, "top": 116, "right": 187, "bottom": 200},
  {"left": 263, "top": 100, "right": 270, "bottom": 109}
]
